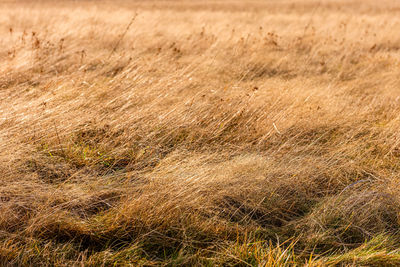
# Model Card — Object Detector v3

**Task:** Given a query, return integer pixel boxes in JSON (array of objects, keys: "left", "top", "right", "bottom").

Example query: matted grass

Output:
[{"left": 1, "top": 0, "right": 400, "bottom": 265}]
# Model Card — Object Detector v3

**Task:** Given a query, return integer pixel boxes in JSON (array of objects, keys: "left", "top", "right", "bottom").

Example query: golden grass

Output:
[{"left": 1, "top": 0, "right": 400, "bottom": 265}]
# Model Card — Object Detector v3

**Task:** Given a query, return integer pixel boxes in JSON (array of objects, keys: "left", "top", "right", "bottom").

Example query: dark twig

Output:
[
  {"left": 108, "top": 13, "right": 138, "bottom": 59},
  {"left": 302, "top": 1, "right": 321, "bottom": 39},
  {"left": 54, "top": 122, "right": 66, "bottom": 158}
]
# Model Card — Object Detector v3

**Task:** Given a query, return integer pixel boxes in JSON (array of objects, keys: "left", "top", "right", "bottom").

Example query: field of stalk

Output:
[{"left": 1, "top": 0, "right": 400, "bottom": 265}]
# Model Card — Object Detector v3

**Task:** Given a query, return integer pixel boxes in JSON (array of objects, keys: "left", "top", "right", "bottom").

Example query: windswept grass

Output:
[{"left": 1, "top": 0, "right": 400, "bottom": 265}]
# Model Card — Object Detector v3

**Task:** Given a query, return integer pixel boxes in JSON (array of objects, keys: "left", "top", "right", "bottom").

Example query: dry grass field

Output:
[{"left": 1, "top": 0, "right": 400, "bottom": 265}]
